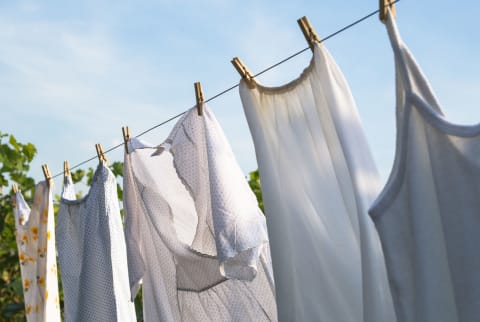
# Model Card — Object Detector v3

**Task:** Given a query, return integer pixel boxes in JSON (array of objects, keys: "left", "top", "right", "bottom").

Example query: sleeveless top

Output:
[
  {"left": 369, "top": 9, "right": 480, "bottom": 322},
  {"left": 239, "top": 41, "right": 395, "bottom": 322}
]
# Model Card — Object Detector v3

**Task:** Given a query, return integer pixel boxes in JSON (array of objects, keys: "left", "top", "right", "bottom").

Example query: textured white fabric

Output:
[
  {"left": 124, "top": 106, "right": 277, "bottom": 322},
  {"left": 157, "top": 105, "right": 270, "bottom": 280},
  {"left": 239, "top": 42, "right": 396, "bottom": 322},
  {"left": 14, "top": 182, "right": 61, "bottom": 322},
  {"left": 56, "top": 162, "right": 136, "bottom": 322},
  {"left": 369, "top": 10, "right": 480, "bottom": 322},
  {"left": 62, "top": 175, "right": 76, "bottom": 200}
]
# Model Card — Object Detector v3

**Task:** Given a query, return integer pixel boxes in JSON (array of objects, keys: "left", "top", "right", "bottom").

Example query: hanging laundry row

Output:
[
  {"left": 14, "top": 101, "right": 277, "bottom": 321},
  {"left": 11, "top": 1, "right": 480, "bottom": 322}
]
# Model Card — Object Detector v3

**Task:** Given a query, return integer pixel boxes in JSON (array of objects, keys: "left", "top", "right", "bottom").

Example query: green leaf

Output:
[
  {"left": 71, "top": 169, "right": 85, "bottom": 183},
  {"left": 8, "top": 136, "right": 18, "bottom": 150},
  {"left": 2, "top": 302, "right": 24, "bottom": 318},
  {"left": 86, "top": 167, "right": 94, "bottom": 186},
  {"left": 110, "top": 162, "right": 123, "bottom": 178}
]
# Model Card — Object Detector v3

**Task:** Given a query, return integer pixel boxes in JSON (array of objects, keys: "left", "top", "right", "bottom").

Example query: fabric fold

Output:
[
  {"left": 157, "top": 105, "right": 269, "bottom": 280},
  {"left": 123, "top": 105, "right": 277, "bottom": 322}
]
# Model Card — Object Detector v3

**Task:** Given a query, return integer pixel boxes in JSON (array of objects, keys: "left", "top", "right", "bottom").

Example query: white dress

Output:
[
  {"left": 56, "top": 162, "right": 136, "bottom": 322},
  {"left": 123, "top": 106, "right": 277, "bottom": 322},
  {"left": 369, "top": 9, "right": 480, "bottom": 322},
  {"left": 239, "top": 42, "right": 396, "bottom": 322},
  {"left": 14, "top": 182, "right": 61, "bottom": 322}
]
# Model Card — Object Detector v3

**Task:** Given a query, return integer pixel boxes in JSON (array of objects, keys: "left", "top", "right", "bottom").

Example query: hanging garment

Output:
[
  {"left": 159, "top": 104, "right": 271, "bottom": 280},
  {"left": 123, "top": 106, "right": 277, "bottom": 322},
  {"left": 61, "top": 174, "right": 76, "bottom": 201},
  {"left": 369, "top": 9, "right": 480, "bottom": 322},
  {"left": 238, "top": 42, "right": 396, "bottom": 322},
  {"left": 56, "top": 162, "right": 136, "bottom": 322},
  {"left": 14, "top": 182, "right": 61, "bottom": 322}
]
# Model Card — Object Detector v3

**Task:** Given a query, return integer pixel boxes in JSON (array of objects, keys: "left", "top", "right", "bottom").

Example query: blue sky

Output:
[{"left": 1, "top": 0, "right": 480, "bottom": 190}]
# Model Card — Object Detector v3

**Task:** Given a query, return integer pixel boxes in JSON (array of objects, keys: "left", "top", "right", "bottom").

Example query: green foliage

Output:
[
  {"left": 248, "top": 169, "right": 264, "bottom": 212},
  {"left": 0, "top": 133, "right": 36, "bottom": 192},
  {"left": 0, "top": 132, "right": 37, "bottom": 321},
  {"left": 70, "top": 169, "right": 85, "bottom": 184}
]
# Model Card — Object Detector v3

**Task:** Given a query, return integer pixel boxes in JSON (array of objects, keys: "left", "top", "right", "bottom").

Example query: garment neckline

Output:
[
  {"left": 244, "top": 44, "right": 317, "bottom": 94},
  {"left": 370, "top": 10, "right": 480, "bottom": 216},
  {"left": 410, "top": 93, "right": 480, "bottom": 136},
  {"left": 60, "top": 162, "right": 109, "bottom": 206},
  {"left": 15, "top": 181, "right": 47, "bottom": 228}
]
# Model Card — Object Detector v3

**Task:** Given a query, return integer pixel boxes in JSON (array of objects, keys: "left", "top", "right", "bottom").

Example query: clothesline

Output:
[{"left": 3, "top": 0, "right": 401, "bottom": 200}]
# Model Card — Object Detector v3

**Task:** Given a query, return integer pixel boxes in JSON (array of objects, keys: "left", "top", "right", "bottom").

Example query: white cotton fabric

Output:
[
  {"left": 56, "top": 162, "right": 136, "bottom": 322},
  {"left": 369, "top": 9, "right": 480, "bottom": 322},
  {"left": 123, "top": 106, "right": 277, "bottom": 322},
  {"left": 158, "top": 105, "right": 271, "bottom": 280},
  {"left": 61, "top": 175, "right": 76, "bottom": 200},
  {"left": 239, "top": 42, "right": 396, "bottom": 322},
  {"left": 14, "top": 182, "right": 61, "bottom": 322}
]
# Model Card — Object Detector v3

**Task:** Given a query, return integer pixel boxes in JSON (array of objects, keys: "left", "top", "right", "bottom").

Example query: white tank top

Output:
[
  {"left": 369, "top": 9, "right": 480, "bottom": 322},
  {"left": 239, "top": 41, "right": 396, "bottom": 322}
]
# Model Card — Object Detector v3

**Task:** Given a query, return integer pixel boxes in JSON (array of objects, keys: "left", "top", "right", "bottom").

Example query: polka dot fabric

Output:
[
  {"left": 163, "top": 105, "right": 271, "bottom": 280},
  {"left": 123, "top": 106, "right": 277, "bottom": 322},
  {"left": 56, "top": 162, "right": 136, "bottom": 322}
]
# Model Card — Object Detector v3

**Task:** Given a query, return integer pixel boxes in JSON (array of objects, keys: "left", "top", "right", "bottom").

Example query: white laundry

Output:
[
  {"left": 14, "top": 182, "right": 61, "bottom": 322},
  {"left": 158, "top": 104, "right": 271, "bottom": 280},
  {"left": 369, "top": 9, "right": 480, "bottom": 322},
  {"left": 123, "top": 105, "right": 277, "bottom": 322},
  {"left": 239, "top": 42, "right": 396, "bottom": 322},
  {"left": 56, "top": 162, "right": 136, "bottom": 322},
  {"left": 61, "top": 174, "right": 76, "bottom": 201}
]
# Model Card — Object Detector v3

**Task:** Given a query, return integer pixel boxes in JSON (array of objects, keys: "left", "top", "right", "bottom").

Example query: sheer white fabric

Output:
[
  {"left": 56, "top": 162, "right": 136, "bottom": 322},
  {"left": 239, "top": 42, "right": 396, "bottom": 322},
  {"left": 158, "top": 104, "right": 271, "bottom": 280},
  {"left": 123, "top": 106, "right": 277, "bottom": 322},
  {"left": 14, "top": 182, "right": 61, "bottom": 322},
  {"left": 369, "top": 10, "right": 480, "bottom": 322}
]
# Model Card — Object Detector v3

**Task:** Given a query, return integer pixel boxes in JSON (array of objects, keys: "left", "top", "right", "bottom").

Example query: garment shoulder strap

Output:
[{"left": 384, "top": 8, "right": 443, "bottom": 114}]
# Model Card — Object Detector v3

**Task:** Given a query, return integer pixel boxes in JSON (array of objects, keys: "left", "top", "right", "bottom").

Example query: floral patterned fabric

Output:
[{"left": 14, "top": 181, "right": 61, "bottom": 322}]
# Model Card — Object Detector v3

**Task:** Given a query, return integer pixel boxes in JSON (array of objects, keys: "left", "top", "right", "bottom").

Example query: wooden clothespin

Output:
[
  {"left": 42, "top": 164, "right": 53, "bottom": 187},
  {"left": 122, "top": 126, "right": 131, "bottom": 153},
  {"left": 194, "top": 82, "right": 205, "bottom": 116},
  {"left": 63, "top": 160, "right": 71, "bottom": 179},
  {"left": 380, "top": 0, "right": 396, "bottom": 22},
  {"left": 12, "top": 184, "right": 18, "bottom": 194},
  {"left": 95, "top": 143, "right": 109, "bottom": 166},
  {"left": 297, "top": 16, "right": 321, "bottom": 51},
  {"left": 231, "top": 57, "right": 255, "bottom": 88}
]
